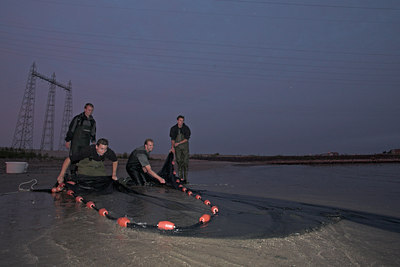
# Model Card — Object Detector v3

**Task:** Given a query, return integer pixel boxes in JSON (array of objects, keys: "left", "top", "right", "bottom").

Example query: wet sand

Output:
[{"left": 1, "top": 158, "right": 399, "bottom": 266}]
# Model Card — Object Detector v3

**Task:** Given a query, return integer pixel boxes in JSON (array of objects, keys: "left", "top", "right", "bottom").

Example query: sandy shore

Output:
[{"left": 1, "top": 158, "right": 399, "bottom": 266}]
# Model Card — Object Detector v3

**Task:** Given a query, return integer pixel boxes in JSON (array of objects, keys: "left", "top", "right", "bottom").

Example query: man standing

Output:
[
  {"left": 170, "top": 115, "right": 191, "bottom": 183},
  {"left": 57, "top": 138, "right": 118, "bottom": 184},
  {"left": 65, "top": 103, "right": 96, "bottom": 175},
  {"left": 125, "top": 139, "right": 166, "bottom": 186},
  {"left": 65, "top": 103, "right": 96, "bottom": 157}
]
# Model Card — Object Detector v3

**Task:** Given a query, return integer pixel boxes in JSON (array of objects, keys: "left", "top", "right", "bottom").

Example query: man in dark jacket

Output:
[
  {"left": 125, "top": 139, "right": 165, "bottom": 186},
  {"left": 65, "top": 103, "right": 96, "bottom": 175},
  {"left": 65, "top": 103, "right": 96, "bottom": 156},
  {"left": 170, "top": 115, "right": 191, "bottom": 183}
]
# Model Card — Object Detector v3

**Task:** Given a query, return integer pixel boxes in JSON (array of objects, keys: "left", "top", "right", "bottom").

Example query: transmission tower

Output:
[
  {"left": 12, "top": 63, "right": 37, "bottom": 150},
  {"left": 40, "top": 73, "right": 56, "bottom": 151},
  {"left": 12, "top": 62, "right": 73, "bottom": 151},
  {"left": 58, "top": 81, "right": 73, "bottom": 151}
]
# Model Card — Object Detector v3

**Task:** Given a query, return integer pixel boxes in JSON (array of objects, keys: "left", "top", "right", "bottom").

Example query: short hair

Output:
[
  {"left": 144, "top": 138, "right": 154, "bottom": 145},
  {"left": 84, "top": 103, "right": 94, "bottom": 109},
  {"left": 177, "top": 115, "right": 184, "bottom": 120},
  {"left": 96, "top": 138, "right": 109, "bottom": 146}
]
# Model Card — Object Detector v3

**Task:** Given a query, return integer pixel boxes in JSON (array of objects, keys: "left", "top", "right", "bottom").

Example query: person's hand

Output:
[
  {"left": 171, "top": 147, "right": 175, "bottom": 153},
  {"left": 159, "top": 178, "right": 165, "bottom": 184},
  {"left": 65, "top": 141, "right": 71, "bottom": 149},
  {"left": 174, "top": 142, "right": 180, "bottom": 147},
  {"left": 57, "top": 175, "right": 64, "bottom": 184},
  {"left": 112, "top": 174, "right": 118, "bottom": 181}
]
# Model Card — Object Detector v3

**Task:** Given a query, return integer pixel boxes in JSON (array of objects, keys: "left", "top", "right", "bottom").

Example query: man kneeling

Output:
[
  {"left": 56, "top": 138, "right": 118, "bottom": 193},
  {"left": 125, "top": 139, "right": 165, "bottom": 186}
]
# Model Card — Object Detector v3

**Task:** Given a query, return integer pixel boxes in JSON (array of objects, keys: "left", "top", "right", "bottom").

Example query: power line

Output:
[
  {"left": 0, "top": 22, "right": 399, "bottom": 60},
  {"left": 1, "top": 46, "right": 399, "bottom": 87},
  {"left": 216, "top": 0, "right": 400, "bottom": 11},
  {"left": 1, "top": 35, "right": 398, "bottom": 81},
  {"left": 16, "top": 0, "right": 400, "bottom": 12}
]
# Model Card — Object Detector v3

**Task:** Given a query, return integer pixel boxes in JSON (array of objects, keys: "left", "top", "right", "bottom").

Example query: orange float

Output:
[
  {"left": 117, "top": 217, "right": 130, "bottom": 227},
  {"left": 157, "top": 221, "right": 175, "bottom": 230},
  {"left": 199, "top": 214, "right": 211, "bottom": 223},
  {"left": 86, "top": 201, "right": 95, "bottom": 209},
  {"left": 98, "top": 208, "right": 108, "bottom": 216},
  {"left": 211, "top": 206, "right": 219, "bottom": 214}
]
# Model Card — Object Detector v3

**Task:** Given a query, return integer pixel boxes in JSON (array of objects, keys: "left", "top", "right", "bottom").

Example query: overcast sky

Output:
[{"left": 0, "top": 0, "right": 399, "bottom": 155}]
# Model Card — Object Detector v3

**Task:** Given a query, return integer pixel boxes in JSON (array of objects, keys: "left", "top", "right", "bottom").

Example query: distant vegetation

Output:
[
  {"left": 119, "top": 152, "right": 129, "bottom": 159},
  {"left": 0, "top": 147, "right": 50, "bottom": 159},
  {"left": 190, "top": 153, "right": 400, "bottom": 164}
]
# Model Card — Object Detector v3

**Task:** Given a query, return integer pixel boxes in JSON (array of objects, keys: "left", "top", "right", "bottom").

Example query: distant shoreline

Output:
[{"left": 190, "top": 153, "right": 400, "bottom": 165}]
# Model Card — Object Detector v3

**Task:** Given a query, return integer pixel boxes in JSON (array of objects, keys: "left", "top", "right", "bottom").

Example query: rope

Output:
[{"left": 18, "top": 179, "right": 38, "bottom": 191}]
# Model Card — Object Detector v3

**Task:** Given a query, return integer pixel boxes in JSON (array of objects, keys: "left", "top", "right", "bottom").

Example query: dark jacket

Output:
[
  {"left": 170, "top": 123, "right": 191, "bottom": 140},
  {"left": 65, "top": 112, "right": 96, "bottom": 143},
  {"left": 126, "top": 146, "right": 150, "bottom": 171}
]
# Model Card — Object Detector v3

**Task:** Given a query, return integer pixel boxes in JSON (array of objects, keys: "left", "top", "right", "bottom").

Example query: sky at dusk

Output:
[{"left": 0, "top": 0, "right": 399, "bottom": 156}]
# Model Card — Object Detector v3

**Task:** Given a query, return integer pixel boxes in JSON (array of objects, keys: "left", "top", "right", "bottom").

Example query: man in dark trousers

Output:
[
  {"left": 124, "top": 139, "right": 165, "bottom": 186},
  {"left": 65, "top": 103, "right": 96, "bottom": 174},
  {"left": 170, "top": 115, "right": 191, "bottom": 183}
]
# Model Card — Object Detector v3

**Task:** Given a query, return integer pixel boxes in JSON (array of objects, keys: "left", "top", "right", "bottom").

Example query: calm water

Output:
[
  {"left": 43, "top": 163, "right": 400, "bottom": 238},
  {"left": 189, "top": 163, "right": 400, "bottom": 218},
  {"left": 1, "top": 163, "right": 399, "bottom": 265}
]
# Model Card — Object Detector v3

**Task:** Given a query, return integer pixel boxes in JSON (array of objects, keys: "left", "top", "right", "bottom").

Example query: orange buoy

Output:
[
  {"left": 195, "top": 195, "right": 202, "bottom": 200},
  {"left": 199, "top": 214, "right": 211, "bottom": 223},
  {"left": 86, "top": 201, "right": 95, "bottom": 209},
  {"left": 176, "top": 179, "right": 180, "bottom": 183},
  {"left": 204, "top": 199, "right": 211, "bottom": 206},
  {"left": 211, "top": 206, "right": 219, "bottom": 214},
  {"left": 157, "top": 221, "right": 175, "bottom": 230},
  {"left": 117, "top": 217, "right": 130, "bottom": 227},
  {"left": 75, "top": 196, "right": 83, "bottom": 203},
  {"left": 51, "top": 187, "right": 58, "bottom": 193},
  {"left": 172, "top": 161, "right": 175, "bottom": 165},
  {"left": 67, "top": 190, "right": 74, "bottom": 196},
  {"left": 67, "top": 181, "right": 76, "bottom": 185},
  {"left": 173, "top": 171, "right": 176, "bottom": 175},
  {"left": 187, "top": 190, "right": 193, "bottom": 196},
  {"left": 56, "top": 186, "right": 63, "bottom": 191},
  {"left": 99, "top": 208, "right": 108, "bottom": 216},
  {"left": 178, "top": 184, "right": 183, "bottom": 188},
  {"left": 182, "top": 187, "right": 187, "bottom": 192}
]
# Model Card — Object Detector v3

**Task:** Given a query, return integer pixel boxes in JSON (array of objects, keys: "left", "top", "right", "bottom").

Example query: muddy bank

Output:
[{"left": 191, "top": 153, "right": 400, "bottom": 165}]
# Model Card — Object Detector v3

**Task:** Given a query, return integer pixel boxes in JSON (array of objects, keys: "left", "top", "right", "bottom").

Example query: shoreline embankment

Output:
[{"left": 190, "top": 153, "right": 400, "bottom": 165}]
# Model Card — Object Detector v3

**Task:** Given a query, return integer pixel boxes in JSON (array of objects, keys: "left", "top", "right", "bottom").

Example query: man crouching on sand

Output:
[
  {"left": 123, "top": 139, "right": 165, "bottom": 186},
  {"left": 57, "top": 138, "right": 118, "bottom": 184}
]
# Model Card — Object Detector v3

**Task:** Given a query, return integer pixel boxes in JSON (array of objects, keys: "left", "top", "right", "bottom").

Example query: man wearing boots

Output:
[{"left": 169, "top": 115, "right": 191, "bottom": 183}]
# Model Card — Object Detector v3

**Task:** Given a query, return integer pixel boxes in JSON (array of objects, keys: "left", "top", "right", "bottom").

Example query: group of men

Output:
[{"left": 57, "top": 103, "right": 191, "bottom": 187}]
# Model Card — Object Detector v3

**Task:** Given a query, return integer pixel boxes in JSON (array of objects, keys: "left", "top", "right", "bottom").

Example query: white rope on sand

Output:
[{"left": 18, "top": 179, "right": 38, "bottom": 191}]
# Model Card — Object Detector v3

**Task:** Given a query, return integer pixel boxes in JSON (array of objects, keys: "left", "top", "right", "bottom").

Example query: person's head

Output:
[
  {"left": 144, "top": 138, "right": 154, "bottom": 152},
  {"left": 95, "top": 138, "right": 108, "bottom": 156},
  {"left": 177, "top": 115, "right": 184, "bottom": 128},
  {"left": 84, "top": 103, "right": 94, "bottom": 117}
]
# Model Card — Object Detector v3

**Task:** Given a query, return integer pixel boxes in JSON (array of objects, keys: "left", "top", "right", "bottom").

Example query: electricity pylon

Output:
[
  {"left": 12, "top": 63, "right": 37, "bottom": 150},
  {"left": 12, "top": 62, "right": 73, "bottom": 151},
  {"left": 58, "top": 81, "right": 73, "bottom": 151}
]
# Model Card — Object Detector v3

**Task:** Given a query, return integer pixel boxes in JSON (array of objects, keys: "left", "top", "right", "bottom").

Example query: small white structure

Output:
[{"left": 6, "top": 162, "right": 28, "bottom": 173}]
